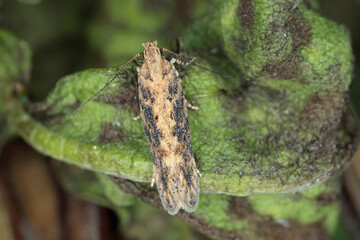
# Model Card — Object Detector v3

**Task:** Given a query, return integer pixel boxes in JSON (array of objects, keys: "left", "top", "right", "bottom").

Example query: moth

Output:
[{"left": 73, "top": 40, "right": 200, "bottom": 215}]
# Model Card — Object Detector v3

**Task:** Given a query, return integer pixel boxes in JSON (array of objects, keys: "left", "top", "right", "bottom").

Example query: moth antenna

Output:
[
  {"left": 71, "top": 52, "right": 143, "bottom": 118},
  {"left": 161, "top": 48, "right": 233, "bottom": 81},
  {"left": 190, "top": 62, "right": 233, "bottom": 81}
]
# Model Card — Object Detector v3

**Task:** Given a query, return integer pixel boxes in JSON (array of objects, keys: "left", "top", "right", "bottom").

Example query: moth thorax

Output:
[{"left": 144, "top": 48, "right": 162, "bottom": 62}]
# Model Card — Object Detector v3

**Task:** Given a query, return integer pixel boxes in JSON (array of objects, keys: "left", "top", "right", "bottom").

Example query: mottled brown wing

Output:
[
  {"left": 138, "top": 57, "right": 199, "bottom": 215},
  {"left": 137, "top": 59, "right": 180, "bottom": 215},
  {"left": 170, "top": 88, "right": 199, "bottom": 213},
  {"left": 159, "top": 58, "right": 199, "bottom": 213}
]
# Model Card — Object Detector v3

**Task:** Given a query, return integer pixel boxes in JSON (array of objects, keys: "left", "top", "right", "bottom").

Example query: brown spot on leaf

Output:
[
  {"left": 316, "top": 193, "right": 338, "bottom": 205},
  {"left": 266, "top": 220, "right": 328, "bottom": 240},
  {"left": 262, "top": 8, "right": 311, "bottom": 79},
  {"left": 237, "top": 0, "right": 255, "bottom": 30},
  {"left": 27, "top": 102, "right": 67, "bottom": 126},
  {"left": 98, "top": 123, "right": 127, "bottom": 143},
  {"left": 262, "top": 54, "right": 300, "bottom": 79},
  {"left": 300, "top": 92, "right": 348, "bottom": 132},
  {"left": 228, "top": 197, "right": 255, "bottom": 219},
  {"left": 297, "top": 92, "right": 350, "bottom": 171},
  {"left": 97, "top": 81, "right": 138, "bottom": 111},
  {"left": 231, "top": 0, "right": 255, "bottom": 55},
  {"left": 287, "top": 8, "right": 312, "bottom": 50}
]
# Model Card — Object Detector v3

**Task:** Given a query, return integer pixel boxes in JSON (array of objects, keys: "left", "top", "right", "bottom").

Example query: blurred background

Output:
[{"left": 0, "top": 0, "right": 359, "bottom": 239}]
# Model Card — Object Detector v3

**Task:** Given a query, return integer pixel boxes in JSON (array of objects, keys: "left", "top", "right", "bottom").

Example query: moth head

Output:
[
  {"left": 142, "top": 40, "right": 161, "bottom": 61},
  {"left": 142, "top": 40, "right": 158, "bottom": 48}
]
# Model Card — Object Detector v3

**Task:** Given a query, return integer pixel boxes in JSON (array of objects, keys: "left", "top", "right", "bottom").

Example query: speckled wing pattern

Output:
[{"left": 137, "top": 41, "right": 199, "bottom": 215}]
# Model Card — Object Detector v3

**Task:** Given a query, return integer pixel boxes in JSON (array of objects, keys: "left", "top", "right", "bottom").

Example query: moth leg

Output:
[
  {"left": 132, "top": 115, "right": 141, "bottom": 121},
  {"left": 196, "top": 169, "right": 202, "bottom": 177},
  {"left": 184, "top": 97, "right": 199, "bottom": 111},
  {"left": 151, "top": 172, "right": 156, "bottom": 187},
  {"left": 187, "top": 102, "right": 199, "bottom": 110},
  {"left": 170, "top": 57, "right": 195, "bottom": 66}
]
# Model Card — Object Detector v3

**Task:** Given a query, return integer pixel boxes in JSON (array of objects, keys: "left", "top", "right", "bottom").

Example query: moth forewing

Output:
[{"left": 138, "top": 41, "right": 199, "bottom": 215}]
